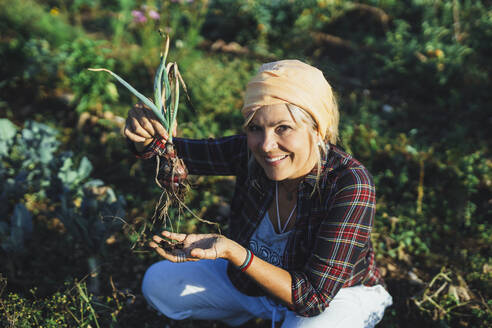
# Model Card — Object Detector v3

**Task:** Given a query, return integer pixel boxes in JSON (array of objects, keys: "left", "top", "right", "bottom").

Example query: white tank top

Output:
[{"left": 248, "top": 211, "right": 292, "bottom": 268}]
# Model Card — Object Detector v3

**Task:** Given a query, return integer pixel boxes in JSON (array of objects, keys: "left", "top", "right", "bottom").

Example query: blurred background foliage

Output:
[{"left": 0, "top": 0, "right": 490, "bottom": 327}]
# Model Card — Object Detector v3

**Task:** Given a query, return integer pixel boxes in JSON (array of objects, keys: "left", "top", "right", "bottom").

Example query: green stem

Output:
[
  {"left": 169, "top": 65, "right": 180, "bottom": 143},
  {"left": 154, "top": 55, "right": 166, "bottom": 123},
  {"left": 88, "top": 68, "right": 167, "bottom": 127}
]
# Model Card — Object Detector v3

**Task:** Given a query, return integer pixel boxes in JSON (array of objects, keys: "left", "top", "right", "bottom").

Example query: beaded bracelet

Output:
[{"left": 238, "top": 249, "right": 254, "bottom": 272}]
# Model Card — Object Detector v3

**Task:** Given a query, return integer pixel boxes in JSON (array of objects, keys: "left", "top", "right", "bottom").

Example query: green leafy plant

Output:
[
  {"left": 87, "top": 34, "right": 217, "bottom": 244},
  {"left": 89, "top": 35, "right": 183, "bottom": 140},
  {"left": 0, "top": 118, "right": 125, "bottom": 293},
  {"left": 63, "top": 37, "right": 118, "bottom": 113},
  {"left": 0, "top": 275, "right": 106, "bottom": 328}
]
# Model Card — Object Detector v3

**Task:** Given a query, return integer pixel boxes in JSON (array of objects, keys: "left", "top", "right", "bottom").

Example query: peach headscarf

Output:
[{"left": 241, "top": 60, "right": 339, "bottom": 144}]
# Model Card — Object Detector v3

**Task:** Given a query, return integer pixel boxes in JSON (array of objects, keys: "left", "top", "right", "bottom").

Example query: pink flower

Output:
[
  {"left": 131, "top": 10, "right": 147, "bottom": 23},
  {"left": 148, "top": 10, "right": 160, "bottom": 20}
]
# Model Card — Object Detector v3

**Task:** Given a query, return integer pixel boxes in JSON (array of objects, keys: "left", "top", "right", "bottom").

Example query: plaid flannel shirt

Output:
[{"left": 132, "top": 135, "right": 384, "bottom": 317}]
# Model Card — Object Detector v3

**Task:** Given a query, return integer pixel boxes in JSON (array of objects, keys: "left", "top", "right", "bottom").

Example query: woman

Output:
[{"left": 125, "top": 60, "right": 392, "bottom": 327}]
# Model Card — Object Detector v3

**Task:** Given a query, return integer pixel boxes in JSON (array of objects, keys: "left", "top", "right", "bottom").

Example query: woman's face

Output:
[{"left": 246, "top": 104, "right": 318, "bottom": 181}]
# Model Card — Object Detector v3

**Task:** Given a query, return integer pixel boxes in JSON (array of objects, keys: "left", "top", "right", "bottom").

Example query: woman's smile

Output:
[{"left": 264, "top": 154, "right": 289, "bottom": 165}]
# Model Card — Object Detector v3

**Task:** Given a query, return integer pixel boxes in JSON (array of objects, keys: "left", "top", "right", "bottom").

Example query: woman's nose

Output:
[{"left": 260, "top": 132, "right": 277, "bottom": 153}]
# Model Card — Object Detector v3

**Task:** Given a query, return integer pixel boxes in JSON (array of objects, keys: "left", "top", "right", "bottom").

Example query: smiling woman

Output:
[{"left": 125, "top": 60, "right": 392, "bottom": 327}]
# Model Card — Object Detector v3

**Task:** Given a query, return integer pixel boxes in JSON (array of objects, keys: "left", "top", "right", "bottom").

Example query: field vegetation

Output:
[{"left": 0, "top": 0, "right": 490, "bottom": 327}]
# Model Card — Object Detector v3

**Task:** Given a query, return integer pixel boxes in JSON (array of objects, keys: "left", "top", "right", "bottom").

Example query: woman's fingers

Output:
[
  {"left": 128, "top": 104, "right": 155, "bottom": 138},
  {"left": 136, "top": 103, "right": 168, "bottom": 139},
  {"left": 161, "top": 230, "right": 187, "bottom": 242},
  {"left": 190, "top": 247, "right": 219, "bottom": 260},
  {"left": 149, "top": 237, "right": 200, "bottom": 263},
  {"left": 149, "top": 241, "right": 184, "bottom": 262},
  {"left": 127, "top": 103, "right": 169, "bottom": 141},
  {"left": 150, "top": 232, "right": 224, "bottom": 262},
  {"left": 125, "top": 113, "right": 152, "bottom": 140},
  {"left": 154, "top": 120, "right": 169, "bottom": 140},
  {"left": 143, "top": 108, "right": 168, "bottom": 139},
  {"left": 139, "top": 113, "right": 156, "bottom": 138},
  {"left": 131, "top": 111, "right": 153, "bottom": 138},
  {"left": 124, "top": 126, "right": 147, "bottom": 143}
]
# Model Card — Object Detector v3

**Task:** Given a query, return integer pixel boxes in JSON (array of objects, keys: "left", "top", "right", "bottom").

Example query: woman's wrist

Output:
[
  {"left": 224, "top": 239, "right": 249, "bottom": 268},
  {"left": 237, "top": 249, "right": 254, "bottom": 272}
]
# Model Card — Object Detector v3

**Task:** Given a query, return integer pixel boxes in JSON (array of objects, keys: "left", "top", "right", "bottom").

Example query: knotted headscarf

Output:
[{"left": 241, "top": 60, "right": 339, "bottom": 144}]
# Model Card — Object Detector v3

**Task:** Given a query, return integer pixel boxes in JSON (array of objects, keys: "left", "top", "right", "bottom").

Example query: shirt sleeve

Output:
[
  {"left": 173, "top": 135, "right": 249, "bottom": 176},
  {"left": 290, "top": 166, "right": 376, "bottom": 316},
  {"left": 127, "top": 135, "right": 249, "bottom": 176}
]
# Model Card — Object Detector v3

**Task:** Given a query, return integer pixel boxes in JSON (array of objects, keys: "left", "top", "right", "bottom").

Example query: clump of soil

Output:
[{"left": 159, "top": 239, "right": 184, "bottom": 252}]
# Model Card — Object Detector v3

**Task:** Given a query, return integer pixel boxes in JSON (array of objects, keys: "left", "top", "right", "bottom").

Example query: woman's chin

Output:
[{"left": 263, "top": 169, "right": 287, "bottom": 181}]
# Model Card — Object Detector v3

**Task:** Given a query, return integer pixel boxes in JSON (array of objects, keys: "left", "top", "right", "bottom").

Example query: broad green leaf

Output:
[
  {"left": 0, "top": 119, "right": 17, "bottom": 142},
  {"left": 0, "top": 118, "right": 17, "bottom": 156},
  {"left": 77, "top": 156, "right": 93, "bottom": 181},
  {"left": 58, "top": 157, "right": 77, "bottom": 186}
]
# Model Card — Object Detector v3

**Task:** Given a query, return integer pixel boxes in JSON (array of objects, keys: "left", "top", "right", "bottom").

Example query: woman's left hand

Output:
[{"left": 149, "top": 231, "right": 232, "bottom": 262}]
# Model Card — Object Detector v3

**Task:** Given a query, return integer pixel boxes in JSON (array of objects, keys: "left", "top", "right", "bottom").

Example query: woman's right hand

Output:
[{"left": 124, "top": 103, "right": 173, "bottom": 152}]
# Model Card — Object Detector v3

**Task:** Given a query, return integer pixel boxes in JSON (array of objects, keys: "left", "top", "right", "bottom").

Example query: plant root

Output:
[{"left": 152, "top": 141, "right": 221, "bottom": 235}]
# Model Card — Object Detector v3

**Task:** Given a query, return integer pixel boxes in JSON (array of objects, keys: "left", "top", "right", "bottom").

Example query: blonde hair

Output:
[
  {"left": 286, "top": 104, "right": 327, "bottom": 193},
  {"left": 323, "top": 90, "right": 339, "bottom": 145}
]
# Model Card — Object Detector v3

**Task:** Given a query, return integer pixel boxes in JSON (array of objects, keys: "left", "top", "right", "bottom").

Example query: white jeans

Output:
[{"left": 142, "top": 259, "right": 392, "bottom": 328}]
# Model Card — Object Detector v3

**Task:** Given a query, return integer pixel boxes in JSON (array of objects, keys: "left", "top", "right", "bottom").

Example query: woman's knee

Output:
[
  {"left": 142, "top": 261, "right": 180, "bottom": 302},
  {"left": 141, "top": 261, "right": 198, "bottom": 319}
]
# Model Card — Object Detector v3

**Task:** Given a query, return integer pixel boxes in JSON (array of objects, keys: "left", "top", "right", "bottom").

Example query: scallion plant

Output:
[
  {"left": 88, "top": 35, "right": 184, "bottom": 143},
  {"left": 88, "top": 34, "right": 212, "bottom": 239}
]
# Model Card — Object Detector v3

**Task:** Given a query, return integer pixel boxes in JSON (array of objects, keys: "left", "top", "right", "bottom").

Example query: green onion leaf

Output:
[
  {"left": 154, "top": 55, "right": 166, "bottom": 127},
  {"left": 88, "top": 68, "right": 167, "bottom": 126},
  {"left": 169, "top": 64, "right": 180, "bottom": 142}
]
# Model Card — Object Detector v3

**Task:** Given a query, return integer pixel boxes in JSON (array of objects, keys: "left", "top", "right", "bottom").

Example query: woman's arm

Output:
[
  {"left": 124, "top": 104, "right": 248, "bottom": 176},
  {"left": 150, "top": 231, "right": 295, "bottom": 307},
  {"left": 224, "top": 239, "right": 294, "bottom": 307},
  {"left": 172, "top": 136, "right": 248, "bottom": 176},
  {"left": 289, "top": 165, "right": 377, "bottom": 317}
]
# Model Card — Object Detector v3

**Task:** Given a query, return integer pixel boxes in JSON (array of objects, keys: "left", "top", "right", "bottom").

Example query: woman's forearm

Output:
[{"left": 225, "top": 240, "right": 293, "bottom": 307}]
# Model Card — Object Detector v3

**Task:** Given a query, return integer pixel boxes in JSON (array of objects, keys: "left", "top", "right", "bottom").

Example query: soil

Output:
[{"left": 159, "top": 239, "right": 185, "bottom": 252}]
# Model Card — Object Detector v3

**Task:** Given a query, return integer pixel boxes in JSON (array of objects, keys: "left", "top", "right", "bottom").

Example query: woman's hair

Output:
[
  {"left": 243, "top": 104, "right": 329, "bottom": 194},
  {"left": 286, "top": 104, "right": 327, "bottom": 191}
]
